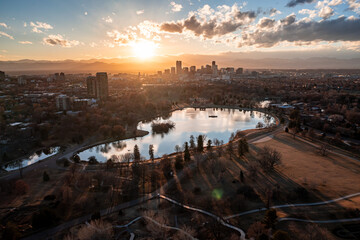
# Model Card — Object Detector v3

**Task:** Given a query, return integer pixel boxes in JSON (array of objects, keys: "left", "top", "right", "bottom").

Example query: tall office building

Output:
[
  {"left": 190, "top": 66, "right": 196, "bottom": 74},
  {"left": 59, "top": 72, "right": 65, "bottom": 81},
  {"left": 176, "top": 61, "right": 182, "bottom": 75},
  {"left": 86, "top": 72, "right": 109, "bottom": 99},
  {"left": 212, "top": 61, "right": 218, "bottom": 76},
  {"left": 170, "top": 67, "right": 176, "bottom": 75}
]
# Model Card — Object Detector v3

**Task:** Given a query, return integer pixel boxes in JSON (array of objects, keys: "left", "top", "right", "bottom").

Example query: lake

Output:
[
  {"left": 4, "top": 147, "right": 60, "bottom": 171},
  {"left": 78, "top": 108, "right": 274, "bottom": 162}
]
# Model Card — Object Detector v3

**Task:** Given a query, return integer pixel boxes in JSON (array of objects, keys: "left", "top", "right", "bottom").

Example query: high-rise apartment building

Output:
[
  {"left": 86, "top": 72, "right": 109, "bottom": 99},
  {"left": 56, "top": 95, "right": 71, "bottom": 110},
  {"left": 171, "top": 67, "right": 175, "bottom": 75},
  {"left": 176, "top": 61, "right": 182, "bottom": 75}
]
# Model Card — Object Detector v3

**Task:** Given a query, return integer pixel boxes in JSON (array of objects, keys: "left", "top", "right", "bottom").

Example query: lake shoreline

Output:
[{"left": 77, "top": 105, "right": 277, "bottom": 162}]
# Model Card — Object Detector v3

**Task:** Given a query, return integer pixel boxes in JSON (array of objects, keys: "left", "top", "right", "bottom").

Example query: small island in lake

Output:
[{"left": 151, "top": 121, "right": 175, "bottom": 134}]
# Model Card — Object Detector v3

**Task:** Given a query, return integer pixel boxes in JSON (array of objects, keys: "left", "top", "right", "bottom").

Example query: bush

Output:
[
  {"left": 43, "top": 171, "right": 50, "bottom": 182},
  {"left": 15, "top": 180, "right": 29, "bottom": 195}
]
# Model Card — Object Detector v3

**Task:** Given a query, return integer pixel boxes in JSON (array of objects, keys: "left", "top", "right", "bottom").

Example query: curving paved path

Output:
[
  {"left": 278, "top": 217, "right": 360, "bottom": 223},
  {"left": 225, "top": 192, "right": 360, "bottom": 220}
]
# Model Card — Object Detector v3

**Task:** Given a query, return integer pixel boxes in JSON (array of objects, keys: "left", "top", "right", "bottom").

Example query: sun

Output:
[{"left": 132, "top": 40, "right": 157, "bottom": 59}]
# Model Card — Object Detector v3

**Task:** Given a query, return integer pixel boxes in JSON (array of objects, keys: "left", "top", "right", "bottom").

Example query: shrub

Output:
[{"left": 43, "top": 171, "right": 50, "bottom": 182}]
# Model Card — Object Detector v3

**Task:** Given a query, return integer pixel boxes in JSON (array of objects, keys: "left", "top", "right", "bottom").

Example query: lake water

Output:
[
  {"left": 78, "top": 108, "right": 274, "bottom": 162},
  {"left": 4, "top": 147, "right": 60, "bottom": 171}
]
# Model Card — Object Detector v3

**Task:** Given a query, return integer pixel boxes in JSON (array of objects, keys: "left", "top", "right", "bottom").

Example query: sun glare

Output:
[{"left": 132, "top": 40, "right": 157, "bottom": 59}]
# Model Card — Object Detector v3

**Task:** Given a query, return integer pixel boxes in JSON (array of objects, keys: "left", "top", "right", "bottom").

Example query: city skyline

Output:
[{"left": 0, "top": 0, "right": 360, "bottom": 62}]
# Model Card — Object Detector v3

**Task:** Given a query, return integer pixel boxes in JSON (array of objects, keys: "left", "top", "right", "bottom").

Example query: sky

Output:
[{"left": 0, "top": 0, "right": 359, "bottom": 61}]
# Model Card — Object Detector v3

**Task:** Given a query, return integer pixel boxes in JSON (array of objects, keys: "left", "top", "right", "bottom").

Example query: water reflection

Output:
[
  {"left": 4, "top": 147, "right": 60, "bottom": 171},
  {"left": 78, "top": 108, "right": 275, "bottom": 163}
]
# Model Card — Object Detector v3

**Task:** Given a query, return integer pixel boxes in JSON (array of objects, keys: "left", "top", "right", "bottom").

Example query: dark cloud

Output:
[
  {"left": 236, "top": 11, "right": 257, "bottom": 20},
  {"left": 240, "top": 17, "right": 360, "bottom": 47},
  {"left": 286, "top": 0, "right": 316, "bottom": 7},
  {"left": 281, "top": 14, "right": 296, "bottom": 25},
  {"left": 43, "top": 34, "right": 79, "bottom": 47},
  {"left": 160, "top": 22, "right": 183, "bottom": 33},
  {"left": 160, "top": 10, "right": 257, "bottom": 38},
  {"left": 258, "top": 18, "right": 276, "bottom": 28}
]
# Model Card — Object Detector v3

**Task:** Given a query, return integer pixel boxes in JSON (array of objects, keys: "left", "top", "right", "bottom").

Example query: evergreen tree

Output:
[
  {"left": 189, "top": 135, "right": 196, "bottom": 149},
  {"left": 184, "top": 142, "right": 191, "bottom": 162},
  {"left": 148, "top": 144, "right": 154, "bottom": 161},
  {"left": 134, "top": 144, "right": 140, "bottom": 161},
  {"left": 197, "top": 135, "right": 204, "bottom": 152}
]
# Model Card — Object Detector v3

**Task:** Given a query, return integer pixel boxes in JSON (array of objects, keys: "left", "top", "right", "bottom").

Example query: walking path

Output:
[{"left": 225, "top": 192, "right": 360, "bottom": 220}]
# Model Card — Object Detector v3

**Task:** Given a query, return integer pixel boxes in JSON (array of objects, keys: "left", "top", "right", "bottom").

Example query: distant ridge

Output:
[{"left": 1, "top": 53, "right": 359, "bottom": 75}]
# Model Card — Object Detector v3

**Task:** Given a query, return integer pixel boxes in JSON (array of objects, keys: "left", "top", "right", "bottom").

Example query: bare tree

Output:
[
  {"left": 77, "top": 220, "right": 113, "bottom": 240},
  {"left": 258, "top": 146, "right": 282, "bottom": 171}
]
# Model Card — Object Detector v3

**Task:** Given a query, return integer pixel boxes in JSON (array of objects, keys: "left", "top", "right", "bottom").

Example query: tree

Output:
[
  {"left": 88, "top": 156, "right": 98, "bottom": 165},
  {"left": 247, "top": 221, "right": 268, "bottom": 240},
  {"left": 207, "top": 139, "right": 212, "bottom": 150},
  {"left": 184, "top": 142, "right": 191, "bottom": 162},
  {"left": 189, "top": 135, "right": 196, "bottom": 149},
  {"left": 174, "top": 145, "right": 181, "bottom": 153},
  {"left": 238, "top": 138, "right": 249, "bottom": 156},
  {"left": 175, "top": 155, "right": 184, "bottom": 170},
  {"left": 161, "top": 155, "right": 173, "bottom": 179},
  {"left": 43, "top": 171, "right": 50, "bottom": 182},
  {"left": 197, "top": 135, "right": 204, "bottom": 152},
  {"left": 227, "top": 142, "right": 233, "bottom": 156},
  {"left": 77, "top": 220, "right": 113, "bottom": 240},
  {"left": 263, "top": 208, "right": 277, "bottom": 229},
  {"left": 112, "top": 125, "right": 125, "bottom": 137},
  {"left": 149, "top": 144, "right": 154, "bottom": 161},
  {"left": 134, "top": 144, "right": 140, "bottom": 161},
  {"left": 258, "top": 146, "right": 281, "bottom": 171},
  {"left": 72, "top": 154, "right": 80, "bottom": 163}
]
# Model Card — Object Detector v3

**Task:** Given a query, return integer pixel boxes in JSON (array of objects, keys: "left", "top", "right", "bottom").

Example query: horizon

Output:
[{"left": 1, "top": 0, "right": 360, "bottom": 64}]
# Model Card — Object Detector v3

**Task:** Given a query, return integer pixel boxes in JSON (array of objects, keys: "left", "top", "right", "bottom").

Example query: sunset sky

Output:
[{"left": 0, "top": 0, "right": 360, "bottom": 61}]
